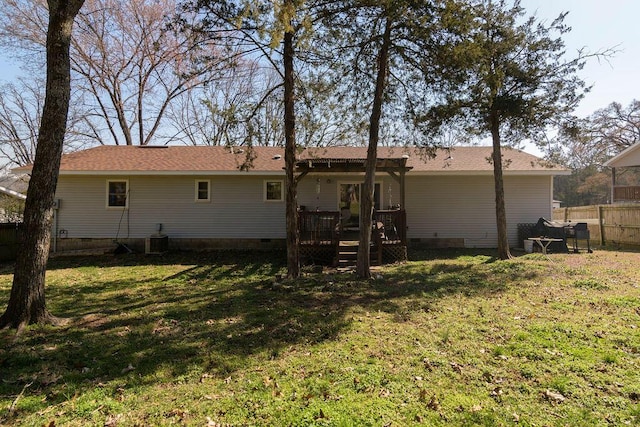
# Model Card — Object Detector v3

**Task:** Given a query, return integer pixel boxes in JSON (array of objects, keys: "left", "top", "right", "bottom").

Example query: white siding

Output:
[
  {"left": 55, "top": 175, "right": 286, "bottom": 239},
  {"left": 405, "top": 175, "right": 552, "bottom": 248},
  {"left": 56, "top": 173, "right": 552, "bottom": 248}
]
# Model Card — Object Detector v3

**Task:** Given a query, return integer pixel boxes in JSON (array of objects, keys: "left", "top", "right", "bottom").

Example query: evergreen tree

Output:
[{"left": 421, "top": 0, "right": 589, "bottom": 259}]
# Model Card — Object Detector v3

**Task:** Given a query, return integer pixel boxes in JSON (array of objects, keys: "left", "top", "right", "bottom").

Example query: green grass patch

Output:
[{"left": 1, "top": 249, "right": 639, "bottom": 426}]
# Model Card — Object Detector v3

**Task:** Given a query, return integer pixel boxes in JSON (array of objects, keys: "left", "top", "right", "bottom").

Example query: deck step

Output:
[{"left": 336, "top": 242, "right": 379, "bottom": 267}]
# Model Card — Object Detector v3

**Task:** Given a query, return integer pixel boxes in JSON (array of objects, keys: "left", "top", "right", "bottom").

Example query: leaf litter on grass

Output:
[{"left": 0, "top": 249, "right": 639, "bottom": 426}]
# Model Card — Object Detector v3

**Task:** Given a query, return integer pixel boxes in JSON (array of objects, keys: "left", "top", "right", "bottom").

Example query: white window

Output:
[
  {"left": 264, "top": 180, "right": 284, "bottom": 202},
  {"left": 107, "top": 180, "right": 128, "bottom": 208},
  {"left": 195, "top": 180, "right": 210, "bottom": 202}
]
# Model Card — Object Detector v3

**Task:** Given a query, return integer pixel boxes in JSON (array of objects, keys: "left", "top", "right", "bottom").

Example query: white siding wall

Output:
[
  {"left": 405, "top": 175, "right": 552, "bottom": 248},
  {"left": 55, "top": 175, "right": 286, "bottom": 239},
  {"left": 56, "top": 173, "right": 551, "bottom": 248}
]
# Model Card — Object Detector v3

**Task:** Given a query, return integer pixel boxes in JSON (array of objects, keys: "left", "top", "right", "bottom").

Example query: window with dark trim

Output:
[
  {"left": 264, "top": 180, "right": 283, "bottom": 201},
  {"left": 107, "top": 180, "right": 128, "bottom": 208},
  {"left": 195, "top": 180, "right": 210, "bottom": 202}
]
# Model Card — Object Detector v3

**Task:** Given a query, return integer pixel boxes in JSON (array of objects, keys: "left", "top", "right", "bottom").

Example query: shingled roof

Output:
[{"left": 15, "top": 145, "right": 568, "bottom": 175}]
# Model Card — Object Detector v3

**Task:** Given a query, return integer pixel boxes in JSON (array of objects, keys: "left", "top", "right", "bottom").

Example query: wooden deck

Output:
[
  {"left": 298, "top": 209, "right": 407, "bottom": 265},
  {"left": 613, "top": 186, "right": 640, "bottom": 203}
]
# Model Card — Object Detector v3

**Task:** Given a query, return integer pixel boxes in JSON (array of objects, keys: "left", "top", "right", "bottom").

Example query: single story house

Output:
[
  {"left": 15, "top": 145, "right": 568, "bottom": 257},
  {"left": 603, "top": 142, "right": 640, "bottom": 203}
]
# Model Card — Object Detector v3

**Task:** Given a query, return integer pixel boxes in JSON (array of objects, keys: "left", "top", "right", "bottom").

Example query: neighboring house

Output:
[
  {"left": 0, "top": 174, "right": 28, "bottom": 222},
  {"left": 14, "top": 145, "right": 568, "bottom": 256},
  {"left": 604, "top": 142, "right": 640, "bottom": 203}
]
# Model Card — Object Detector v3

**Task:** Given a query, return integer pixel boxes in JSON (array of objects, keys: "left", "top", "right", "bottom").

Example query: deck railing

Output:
[
  {"left": 298, "top": 209, "right": 407, "bottom": 244},
  {"left": 613, "top": 186, "right": 640, "bottom": 203},
  {"left": 374, "top": 209, "right": 407, "bottom": 245},
  {"left": 298, "top": 210, "right": 340, "bottom": 245}
]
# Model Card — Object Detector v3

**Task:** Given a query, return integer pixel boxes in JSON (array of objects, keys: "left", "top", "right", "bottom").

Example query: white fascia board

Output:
[
  {"left": 408, "top": 170, "right": 571, "bottom": 177},
  {"left": 0, "top": 186, "right": 27, "bottom": 199},
  {"left": 57, "top": 169, "right": 570, "bottom": 177},
  {"left": 603, "top": 143, "right": 640, "bottom": 167}
]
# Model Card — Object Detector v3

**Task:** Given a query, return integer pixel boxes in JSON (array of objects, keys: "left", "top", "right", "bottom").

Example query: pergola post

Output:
[
  {"left": 611, "top": 167, "right": 616, "bottom": 204},
  {"left": 400, "top": 167, "right": 406, "bottom": 209}
]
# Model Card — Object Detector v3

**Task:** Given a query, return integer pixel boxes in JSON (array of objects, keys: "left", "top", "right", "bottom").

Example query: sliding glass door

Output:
[{"left": 338, "top": 183, "right": 381, "bottom": 230}]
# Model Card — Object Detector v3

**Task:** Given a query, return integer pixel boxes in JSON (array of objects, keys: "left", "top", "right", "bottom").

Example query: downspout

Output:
[{"left": 53, "top": 201, "right": 58, "bottom": 253}]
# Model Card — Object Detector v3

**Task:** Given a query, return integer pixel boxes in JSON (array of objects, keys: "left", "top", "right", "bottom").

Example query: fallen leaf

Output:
[
  {"left": 427, "top": 394, "right": 440, "bottom": 411},
  {"left": 104, "top": 414, "right": 121, "bottom": 427},
  {"left": 490, "top": 387, "right": 503, "bottom": 397},
  {"left": 167, "top": 409, "right": 188, "bottom": 419},
  {"left": 544, "top": 389, "right": 566, "bottom": 403},
  {"left": 423, "top": 358, "right": 434, "bottom": 371}
]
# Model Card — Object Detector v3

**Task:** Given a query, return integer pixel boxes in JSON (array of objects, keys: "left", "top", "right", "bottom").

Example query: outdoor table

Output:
[{"left": 527, "top": 237, "right": 564, "bottom": 255}]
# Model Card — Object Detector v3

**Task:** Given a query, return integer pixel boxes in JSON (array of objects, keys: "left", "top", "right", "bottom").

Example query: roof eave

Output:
[
  {"left": 0, "top": 186, "right": 27, "bottom": 199},
  {"left": 409, "top": 170, "right": 570, "bottom": 176},
  {"left": 57, "top": 169, "right": 569, "bottom": 176},
  {"left": 604, "top": 143, "right": 640, "bottom": 167},
  {"left": 58, "top": 170, "right": 287, "bottom": 176}
]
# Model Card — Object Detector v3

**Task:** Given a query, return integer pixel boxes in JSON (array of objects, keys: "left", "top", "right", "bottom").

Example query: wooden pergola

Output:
[
  {"left": 294, "top": 156, "right": 412, "bottom": 208},
  {"left": 294, "top": 156, "right": 412, "bottom": 266}
]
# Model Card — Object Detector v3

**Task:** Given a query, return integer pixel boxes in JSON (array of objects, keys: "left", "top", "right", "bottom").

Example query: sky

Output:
[
  {"left": 0, "top": 1, "right": 638, "bottom": 145},
  {"left": 521, "top": 0, "right": 640, "bottom": 117}
]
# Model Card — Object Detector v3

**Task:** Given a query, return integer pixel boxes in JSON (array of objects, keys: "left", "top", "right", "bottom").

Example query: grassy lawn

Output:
[{"left": 0, "top": 249, "right": 639, "bottom": 426}]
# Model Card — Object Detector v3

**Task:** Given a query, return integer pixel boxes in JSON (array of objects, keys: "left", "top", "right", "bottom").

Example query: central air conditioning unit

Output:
[{"left": 145, "top": 234, "right": 168, "bottom": 254}]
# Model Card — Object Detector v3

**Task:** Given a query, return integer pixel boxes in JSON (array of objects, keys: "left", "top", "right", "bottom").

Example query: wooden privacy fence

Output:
[
  {"left": 552, "top": 205, "right": 640, "bottom": 247},
  {"left": 0, "top": 222, "right": 23, "bottom": 262}
]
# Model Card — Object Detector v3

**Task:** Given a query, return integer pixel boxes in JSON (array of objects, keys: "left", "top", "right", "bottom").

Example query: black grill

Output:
[{"left": 532, "top": 218, "right": 592, "bottom": 253}]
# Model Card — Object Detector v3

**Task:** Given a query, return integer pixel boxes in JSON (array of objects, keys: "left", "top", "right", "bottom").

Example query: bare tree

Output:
[
  {"left": 0, "top": 79, "right": 88, "bottom": 167},
  {"left": 554, "top": 100, "right": 640, "bottom": 165},
  {"left": 166, "top": 64, "right": 288, "bottom": 147},
  {"left": 0, "top": 0, "right": 85, "bottom": 330},
  {"left": 1, "top": 0, "right": 232, "bottom": 146},
  {"left": 0, "top": 81, "right": 41, "bottom": 166}
]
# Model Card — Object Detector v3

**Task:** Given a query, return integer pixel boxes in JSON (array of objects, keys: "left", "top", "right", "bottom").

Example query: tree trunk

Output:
[
  {"left": 283, "top": 19, "right": 300, "bottom": 279},
  {"left": 0, "top": 0, "right": 85, "bottom": 330},
  {"left": 357, "top": 19, "right": 392, "bottom": 279},
  {"left": 489, "top": 110, "right": 511, "bottom": 260}
]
